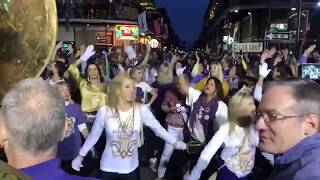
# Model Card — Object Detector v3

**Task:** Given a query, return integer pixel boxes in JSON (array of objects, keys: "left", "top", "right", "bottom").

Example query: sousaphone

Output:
[{"left": 0, "top": 0, "right": 57, "bottom": 101}]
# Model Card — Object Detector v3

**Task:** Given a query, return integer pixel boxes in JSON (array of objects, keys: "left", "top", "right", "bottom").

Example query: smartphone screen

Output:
[
  {"left": 63, "top": 44, "right": 68, "bottom": 50},
  {"left": 301, "top": 63, "right": 320, "bottom": 80}
]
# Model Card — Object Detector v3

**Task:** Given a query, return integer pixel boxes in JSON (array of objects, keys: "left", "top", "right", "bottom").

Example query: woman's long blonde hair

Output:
[
  {"left": 228, "top": 92, "right": 255, "bottom": 134},
  {"left": 107, "top": 72, "right": 136, "bottom": 117},
  {"left": 210, "top": 62, "right": 224, "bottom": 83}
]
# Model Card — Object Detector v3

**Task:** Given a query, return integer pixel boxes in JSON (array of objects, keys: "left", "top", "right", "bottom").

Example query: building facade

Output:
[
  {"left": 200, "top": 0, "right": 320, "bottom": 53},
  {"left": 56, "top": 0, "right": 141, "bottom": 49}
]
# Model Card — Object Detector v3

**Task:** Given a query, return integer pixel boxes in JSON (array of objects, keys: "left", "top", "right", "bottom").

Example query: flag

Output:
[
  {"left": 156, "top": 23, "right": 169, "bottom": 39},
  {"left": 154, "top": 17, "right": 164, "bottom": 35},
  {"left": 162, "top": 23, "right": 169, "bottom": 39},
  {"left": 138, "top": 11, "right": 148, "bottom": 33}
]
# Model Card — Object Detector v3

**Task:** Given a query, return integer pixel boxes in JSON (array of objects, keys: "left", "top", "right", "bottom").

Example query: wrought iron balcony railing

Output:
[{"left": 56, "top": 1, "right": 138, "bottom": 21}]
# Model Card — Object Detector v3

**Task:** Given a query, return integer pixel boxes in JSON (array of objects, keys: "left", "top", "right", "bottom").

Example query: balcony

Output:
[{"left": 56, "top": 1, "right": 139, "bottom": 22}]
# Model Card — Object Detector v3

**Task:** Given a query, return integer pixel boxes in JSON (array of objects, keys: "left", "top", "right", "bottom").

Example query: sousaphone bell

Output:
[{"left": 0, "top": 0, "right": 58, "bottom": 101}]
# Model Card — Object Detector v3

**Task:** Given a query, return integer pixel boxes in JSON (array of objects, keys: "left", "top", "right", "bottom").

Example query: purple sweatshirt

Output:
[
  {"left": 20, "top": 158, "right": 97, "bottom": 180},
  {"left": 269, "top": 133, "right": 320, "bottom": 180}
]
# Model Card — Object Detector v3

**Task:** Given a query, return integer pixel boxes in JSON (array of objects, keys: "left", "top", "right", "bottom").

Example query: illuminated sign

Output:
[
  {"left": 223, "top": 35, "right": 234, "bottom": 45},
  {"left": 148, "top": 39, "right": 159, "bottom": 48},
  {"left": 270, "top": 23, "right": 288, "bottom": 33},
  {"left": 232, "top": 42, "right": 263, "bottom": 52},
  {"left": 96, "top": 31, "right": 113, "bottom": 46},
  {"left": 115, "top": 25, "right": 139, "bottom": 40}
]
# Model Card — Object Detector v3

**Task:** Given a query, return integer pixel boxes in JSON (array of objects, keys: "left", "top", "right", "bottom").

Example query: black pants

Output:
[
  {"left": 143, "top": 126, "right": 164, "bottom": 160},
  {"left": 100, "top": 168, "right": 140, "bottom": 180},
  {"left": 190, "top": 148, "right": 224, "bottom": 180},
  {"left": 165, "top": 148, "right": 224, "bottom": 180}
]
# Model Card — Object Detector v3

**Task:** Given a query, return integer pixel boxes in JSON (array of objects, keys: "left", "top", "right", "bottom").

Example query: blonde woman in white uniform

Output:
[
  {"left": 72, "top": 73, "right": 186, "bottom": 180},
  {"left": 185, "top": 92, "right": 270, "bottom": 180}
]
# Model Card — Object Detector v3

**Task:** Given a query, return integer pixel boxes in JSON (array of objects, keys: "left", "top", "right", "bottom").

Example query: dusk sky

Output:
[{"left": 155, "top": 0, "right": 210, "bottom": 48}]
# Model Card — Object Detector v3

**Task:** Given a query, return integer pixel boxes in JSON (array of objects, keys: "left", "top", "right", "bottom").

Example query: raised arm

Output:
[
  {"left": 191, "top": 53, "right": 200, "bottom": 77},
  {"left": 168, "top": 53, "right": 178, "bottom": 77},
  {"left": 50, "top": 41, "right": 63, "bottom": 63},
  {"left": 68, "top": 60, "right": 83, "bottom": 87},
  {"left": 140, "top": 44, "right": 151, "bottom": 68},
  {"left": 299, "top": 45, "right": 316, "bottom": 64},
  {"left": 177, "top": 67, "right": 189, "bottom": 95},
  {"left": 254, "top": 60, "right": 271, "bottom": 102},
  {"left": 68, "top": 45, "right": 95, "bottom": 87}
]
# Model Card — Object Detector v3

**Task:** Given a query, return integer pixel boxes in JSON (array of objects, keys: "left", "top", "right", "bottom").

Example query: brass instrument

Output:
[
  {"left": 0, "top": 0, "right": 58, "bottom": 100},
  {"left": 0, "top": 0, "right": 57, "bottom": 178}
]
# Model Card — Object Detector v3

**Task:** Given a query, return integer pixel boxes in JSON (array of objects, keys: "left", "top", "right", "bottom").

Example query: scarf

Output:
[{"left": 189, "top": 95, "right": 219, "bottom": 144}]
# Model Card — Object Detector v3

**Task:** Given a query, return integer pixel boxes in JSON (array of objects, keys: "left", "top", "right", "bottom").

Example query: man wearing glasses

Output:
[{"left": 256, "top": 79, "right": 320, "bottom": 180}]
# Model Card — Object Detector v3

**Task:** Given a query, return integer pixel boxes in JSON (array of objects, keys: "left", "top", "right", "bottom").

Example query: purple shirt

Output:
[
  {"left": 20, "top": 158, "right": 97, "bottom": 180},
  {"left": 58, "top": 103, "right": 86, "bottom": 160},
  {"left": 299, "top": 55, "right": 307, "bottom": 64}
]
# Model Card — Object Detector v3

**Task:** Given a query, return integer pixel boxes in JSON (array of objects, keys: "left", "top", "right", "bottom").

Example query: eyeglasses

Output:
[{"left": 255, "top": 111, "right": 304, "bottom": 124}]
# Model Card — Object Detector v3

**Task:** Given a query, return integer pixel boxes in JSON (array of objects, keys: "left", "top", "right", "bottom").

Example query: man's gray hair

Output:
[
  {"left": 265, "top": 79, "right": 320, "bottom": 117},
  {"left": 0, "top": 78, "right": 65, "bottom": 155}
]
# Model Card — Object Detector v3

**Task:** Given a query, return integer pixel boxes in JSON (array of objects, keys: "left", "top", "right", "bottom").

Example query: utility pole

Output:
[
  {"left": 265, "top": 0, "right": 272, "bottom": 49},
  {"left": 295, "top": 0, "right": 302, "bottom": 57}
]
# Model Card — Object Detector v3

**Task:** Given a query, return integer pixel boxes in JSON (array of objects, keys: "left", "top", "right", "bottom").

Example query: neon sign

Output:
[{"left": 115, "top": 25, "right": 139, "bottom": 40}]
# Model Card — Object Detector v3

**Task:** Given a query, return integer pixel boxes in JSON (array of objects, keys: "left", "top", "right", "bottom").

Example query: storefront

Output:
[{"left": 57, "top": 22, "right": 140, "bottom": 51}]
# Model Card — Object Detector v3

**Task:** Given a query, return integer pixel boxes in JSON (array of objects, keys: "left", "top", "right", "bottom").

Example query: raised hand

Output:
[
  {"left": 261, "top": 47, "right": 276, "bottom": 62},
  {"left": 176, "top": 66, "right": 186, "bottom": 76},
  {"left": 55, "top": 41, "right": 63, "bottom": 49},
  {"left": 80, "top": 45, "right": 95, "bottom": 62},
  {"left": 269, "top": 47, "right": 276, "bottom": 57},
  {"left": 304, "top": 44, "right": 317, "bottom": 57},
  {"left": 171, "top": 54, "right": 177, "bottom": 64},
  {"left": 273, "top": 55, "right": 283, "bottom": 66},
  {"left": 195, "top": 52, "right": 200, "bottom": 61},
  {"left": 259, "top": 62, "right": 272, "bottom": 78}
]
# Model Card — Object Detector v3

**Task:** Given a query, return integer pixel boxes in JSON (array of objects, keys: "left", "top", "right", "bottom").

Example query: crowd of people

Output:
[{"left": 1, "top": 41, "right": 320, "bottom": 180}]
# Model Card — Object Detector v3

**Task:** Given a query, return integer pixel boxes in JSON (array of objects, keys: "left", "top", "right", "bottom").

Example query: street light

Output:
[
  {"left": 317, "top": 2, "right": 320, "bottom": 7},
  {"left": 248, "top": 12, "right": 253, "bottom": 42}
]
